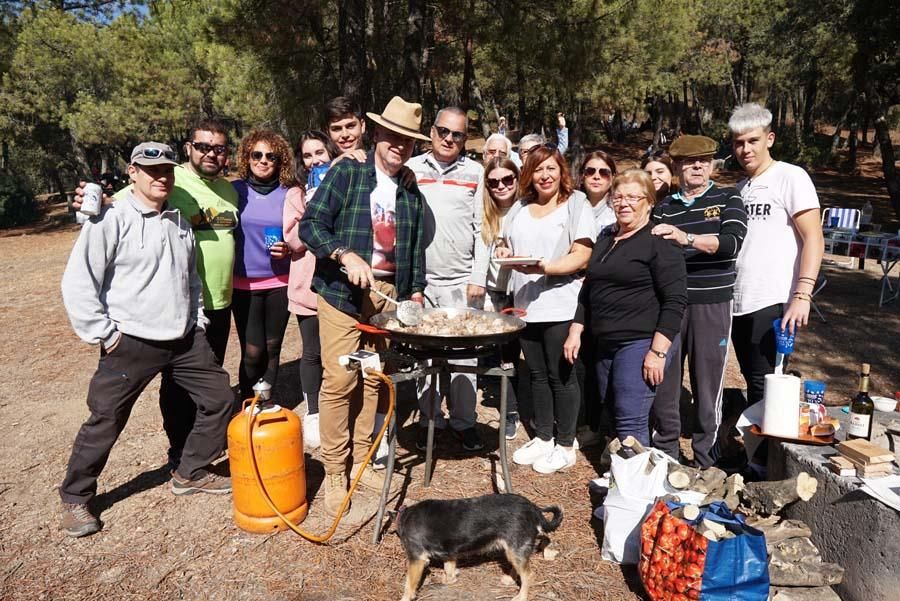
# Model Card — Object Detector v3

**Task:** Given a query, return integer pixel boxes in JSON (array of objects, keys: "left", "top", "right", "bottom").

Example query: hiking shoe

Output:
[
  {"left": 323, "top": 473, "right": 350, "bottom": 517},
  {"left": 303, "top": 412, "right": 320, "bottom": 450},
  {"left": 350, "top": 462, "right": 392, "bottom": 493},
  {"left": 512, "top": 437, "right": 554, "bottom": 465},
  {"left": 533, "top": 444, "right": 577, "bottom": 474},
  {"left": 453, "top": 427, "right": 484, "bottom": 452},
  {"left": 504, "top": 413, "right": 520, "bottom": 440},
  {"left": 61, "top": 503, "right": 100, "bottom": 538},
  {"left": 415, "top": 427, "right": 443, "bottom": 452},
  {"left": 171, "top": 469, "right": 232, "bottom": 496}
]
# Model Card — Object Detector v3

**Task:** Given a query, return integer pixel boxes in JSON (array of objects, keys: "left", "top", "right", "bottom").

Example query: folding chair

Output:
[
  {"left": 879, "top": 244, "right": 900, "bottom": 307},
  {"left": 821, "top": 207, "right": 860, "bottom": 268}
]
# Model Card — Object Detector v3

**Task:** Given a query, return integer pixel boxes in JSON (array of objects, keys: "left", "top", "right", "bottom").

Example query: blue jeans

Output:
[{"left": 594, "top": 336, "right": 679, "bottom": 446}]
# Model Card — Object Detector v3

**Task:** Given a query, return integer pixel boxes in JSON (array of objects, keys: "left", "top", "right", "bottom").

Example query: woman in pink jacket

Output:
[{"left": 284, "top": 131, "right": 340, "bottom": 449}]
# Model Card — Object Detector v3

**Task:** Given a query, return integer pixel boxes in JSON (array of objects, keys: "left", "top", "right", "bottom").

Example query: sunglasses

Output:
[
  {"left": 583, "top": 166, "right": 612, "bottom": 178},
  {"left": 250, "top": 151, "right": 281, "bottom": 162},
  {"left": 520, "top": 142, "right": 556, "bottom": 157},
  {"left": 487, "top": 174, "right": 517, "bottom": 189},
  {"left": 434, "top": 126, "right": 466, "bottom": 143},
  {"left": 136, "top": 148, "right": 178, "bottom": 162},
  {"left": 189, "top": 141, "right": 227, "bottom": 156}
]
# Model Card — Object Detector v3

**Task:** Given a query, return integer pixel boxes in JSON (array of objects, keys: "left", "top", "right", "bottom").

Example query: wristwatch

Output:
[
  {"left": 649, "top": 348, "right": 667, "bottom": 358},
  {"left": 685, "top": 233, "right": 695, "bottom": 247},
  {"left": 333, "top": 246, "right": 350, "bottom": 264}
]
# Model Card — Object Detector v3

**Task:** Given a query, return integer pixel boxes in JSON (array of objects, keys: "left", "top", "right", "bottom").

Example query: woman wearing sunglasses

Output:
[
  {"left": 496, "top": 146, "right": 595, "bottom": 474},
  {"left": 578, "top": 150, "right": 618, "bottom": 233},
  {"left": 641, "top": 151, "right": 675, "bottom": 201},
  {"left": 563, "top": 169, "right": 686, "bottom": 447},
  {"left": 231, "top": 129, "right": 296, "bottom": 403},
  {"left": 280, "top": 131, "right": 341, "bottom": 449},
  {"left": 477, "top": 157, "right": 524, "bottom": 438}
]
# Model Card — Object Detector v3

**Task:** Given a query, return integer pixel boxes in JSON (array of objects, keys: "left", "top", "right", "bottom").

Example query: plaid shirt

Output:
[{"left": 299, "top": 152, "right": 426, "bottom": 315}]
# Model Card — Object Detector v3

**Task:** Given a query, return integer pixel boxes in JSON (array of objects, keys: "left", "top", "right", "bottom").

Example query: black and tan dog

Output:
[{"left": 395, "top": 493, "right": 563, "bottom": 601}]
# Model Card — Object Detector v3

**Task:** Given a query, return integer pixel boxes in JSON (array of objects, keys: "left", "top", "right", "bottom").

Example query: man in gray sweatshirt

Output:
[
  {"left": 406, "top": 107, "right": 486, "bottom": 451},
  {"left": 59, "top": 142, "right": 234, "bottom": 538}
]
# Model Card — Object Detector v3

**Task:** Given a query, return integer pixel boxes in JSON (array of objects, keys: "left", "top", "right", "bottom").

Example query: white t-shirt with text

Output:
[
  {"left": 370, "top": 167, "right": 398, "bottom": 276},
  {"left": 507, "top": 199, "right": 596, "bottom": 323},
  {"left": 733, "top": 161, "right": 820, "bottom": 316}
]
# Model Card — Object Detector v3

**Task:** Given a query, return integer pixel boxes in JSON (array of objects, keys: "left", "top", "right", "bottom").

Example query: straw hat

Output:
[{"left": 366, "top": 96, "right": 430, "bottom": 141}]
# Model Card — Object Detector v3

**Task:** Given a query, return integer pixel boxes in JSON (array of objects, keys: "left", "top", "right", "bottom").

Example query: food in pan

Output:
[{"left": 383, "top": 311, "right": 517, "bottom": 336}]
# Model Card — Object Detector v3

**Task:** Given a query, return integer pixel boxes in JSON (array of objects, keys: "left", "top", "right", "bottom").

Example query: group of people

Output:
[{"left": 58, "top": 96, "right": 823, "bottom": 539}]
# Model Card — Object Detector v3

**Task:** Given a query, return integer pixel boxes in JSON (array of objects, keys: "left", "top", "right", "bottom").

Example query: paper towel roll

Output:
[{"left": 762, "top": 374, "right": 801, "bottom": 437}]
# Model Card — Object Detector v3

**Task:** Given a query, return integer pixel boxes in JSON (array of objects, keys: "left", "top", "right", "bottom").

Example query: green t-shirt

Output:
[{"left": 113, "top": 165, "right": 238, "bottom": 309}]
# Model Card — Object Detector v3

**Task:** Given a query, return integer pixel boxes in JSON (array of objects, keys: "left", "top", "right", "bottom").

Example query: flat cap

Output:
[{"left": 669, "top": 135, "right": 717, "bottom": 160}]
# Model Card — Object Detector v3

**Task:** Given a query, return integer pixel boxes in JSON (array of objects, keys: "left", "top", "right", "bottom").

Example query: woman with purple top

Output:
[{"left": 232, "top": 129, "right": 295, "bottom": 401}]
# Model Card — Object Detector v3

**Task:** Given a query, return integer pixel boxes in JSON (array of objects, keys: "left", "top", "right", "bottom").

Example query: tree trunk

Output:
[
  {"left": 802, "top": 69, "right": 818, "bottom": 137},
  {"left": 471, "top": 76, "right": 492, "bottom": 139},
  {"left": 791, "top": 90, "right": 803, "bottom": 148},
  {"left": 460, "top": 0, "right": 475, "bottom": 110},
  {"left": 338, "top": 0, "right": 369, "bottom": 108},
  {"left": 778, "top": 93, "right": 788, "bottom": 132},
  {"left": 873, "top": 112, "right": 900, "bottom": 220},
  {"left": 516, "top": 62, "right": 526, "bottom": 136},
  {"left": 398, "top": 0, "right": 425, "bottom": 102},
  {"left": 691, "top": 80, "right": 704, "bottom": 135},
  {"left": 848, "top": 112, "right": 859, "bottom": 172},
  {"left": 829, "top": 97, "right": 855, "bottom": 157}
]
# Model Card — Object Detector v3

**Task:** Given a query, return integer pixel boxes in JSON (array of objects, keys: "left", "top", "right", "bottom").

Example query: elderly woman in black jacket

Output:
[{"left": 563, "top": 169, "right": 686, "bottom": 446}]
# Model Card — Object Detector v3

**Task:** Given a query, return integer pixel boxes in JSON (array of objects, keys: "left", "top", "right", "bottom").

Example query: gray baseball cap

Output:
[{"left": 130, "top": 142, "right": 178, "bottom": 166}]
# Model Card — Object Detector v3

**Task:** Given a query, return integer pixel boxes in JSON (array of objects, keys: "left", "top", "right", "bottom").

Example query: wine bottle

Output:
[{"left": 847, "top": 363, "right": 874, "bottom": 440}]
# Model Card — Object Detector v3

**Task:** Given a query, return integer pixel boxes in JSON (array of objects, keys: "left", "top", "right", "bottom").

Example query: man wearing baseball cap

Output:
[
  {"left": 300, "top": 96, "right": 428, "bottom": 517},
  {"left": 650, "top": 135, "right": 748, "bottom": 468},
  {"left": 59, "top": 142, "right": 235, "bottom": 537}
]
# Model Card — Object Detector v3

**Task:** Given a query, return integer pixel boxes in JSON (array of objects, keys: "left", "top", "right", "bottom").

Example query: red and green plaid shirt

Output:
[{"left": 299, "top": 153, "right": 426, "bottom": 315}]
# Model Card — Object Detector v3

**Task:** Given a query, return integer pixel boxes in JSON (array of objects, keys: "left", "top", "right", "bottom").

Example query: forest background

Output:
[{"left": 0, "top": 0, "right": 897, "bottom": 226}]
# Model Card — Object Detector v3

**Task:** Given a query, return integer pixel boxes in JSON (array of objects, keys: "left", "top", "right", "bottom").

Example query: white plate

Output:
[
  {"left": 872, "top": 396, "right": 897, "bottom": 412},
  {"left": 495, "top": 257, "right": 541, "bottom": 266}
]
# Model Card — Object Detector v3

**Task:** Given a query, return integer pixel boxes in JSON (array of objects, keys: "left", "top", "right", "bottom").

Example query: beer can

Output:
[{"left": 80, "top": 183, "right": 103, "bottom": 217}]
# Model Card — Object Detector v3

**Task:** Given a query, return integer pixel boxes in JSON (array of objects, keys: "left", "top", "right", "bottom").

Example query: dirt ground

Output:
[{"left": 1, "top": 152, "right": 898, "bottom": 601}]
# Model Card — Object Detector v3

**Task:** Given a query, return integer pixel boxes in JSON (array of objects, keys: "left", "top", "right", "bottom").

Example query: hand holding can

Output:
[{"left": 80, "top": 183, "right": 103, "bottom": 217}]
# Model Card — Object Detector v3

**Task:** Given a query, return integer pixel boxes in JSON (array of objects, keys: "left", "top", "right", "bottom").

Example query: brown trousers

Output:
[{"left": 317, "top": 281, "right": 393, "bottom": 475}]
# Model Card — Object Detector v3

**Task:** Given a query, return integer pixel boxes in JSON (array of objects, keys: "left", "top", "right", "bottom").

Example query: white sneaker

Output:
[
  {"left": 533, "top": 444, "right": 577, "bottom": 474},
  {"left": 372, "top": 431, "right": 389, "bottom": 470},
  {"left": 512, "top": 437, "right": 555, "bottom": 466},
  {"left": 303, "top": 413, "right": 320, "bottom": 450}
]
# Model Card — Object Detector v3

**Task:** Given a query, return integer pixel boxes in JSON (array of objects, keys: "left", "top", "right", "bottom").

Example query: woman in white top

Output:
[
  {"left": 478, "top": 157, "right": 523, "bottom": 439},
  {"left": 578, "top": 150, "right": 618, "bottom": 234},
  {"left": 496, "top": 145, "right": 595, "bottom": 474}
]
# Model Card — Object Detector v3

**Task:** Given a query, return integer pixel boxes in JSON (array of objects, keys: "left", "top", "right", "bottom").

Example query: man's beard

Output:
[{"left": 192, "top": 158, "right": 222, "bottom": 177}]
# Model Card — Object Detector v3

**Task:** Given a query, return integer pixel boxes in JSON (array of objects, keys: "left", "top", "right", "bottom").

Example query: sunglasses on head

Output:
[
  {"left": 583, "top": 166, "right": 612, "bottom": 178},
  {"left": 434, "top": 126, "right": 466, "bottom": 143},
  {"left": 136, "top": 148, "right": 178, "bottom": 162},
  {"left": 189, "top": 141, "right": 227, "bottom": 156},
  {"left": 250, "top": 151, "right": 281, "bottom": 162},
  {"left": 520, "top": 142, "right": 556, "bottom": 157},
  {"left": 487, "top": 174, "right": 517, "bottom": 189}
]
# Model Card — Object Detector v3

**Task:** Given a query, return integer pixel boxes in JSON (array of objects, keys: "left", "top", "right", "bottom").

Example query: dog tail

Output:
[{"left": 539, "top": 505, "right": 563, "bottom": 532}]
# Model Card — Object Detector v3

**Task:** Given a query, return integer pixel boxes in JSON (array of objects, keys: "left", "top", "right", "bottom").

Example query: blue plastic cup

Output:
[
  {"left": 803, "top": 380, "right": 826, "bottom": 404},
  {"left": 773, "top": 318, "right": 795, "bottom": 355},
  {"left": 263, "top": 226, "right": 283, "bottom": 249}
]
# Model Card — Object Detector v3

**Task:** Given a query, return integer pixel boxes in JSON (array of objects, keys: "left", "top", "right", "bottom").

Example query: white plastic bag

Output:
[{"left": 600, "top": 449, "right": 671, "bottom": 564}]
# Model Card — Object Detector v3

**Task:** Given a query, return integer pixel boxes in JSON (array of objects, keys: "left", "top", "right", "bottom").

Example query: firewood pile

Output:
[{"left": 604, "top": 437, "right": 844, "bottom": 599}]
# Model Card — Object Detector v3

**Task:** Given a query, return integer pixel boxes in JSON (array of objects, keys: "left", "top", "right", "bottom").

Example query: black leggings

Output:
[
  {"left": 231, "top": 286, "right": 291, "bottom": 401},
  {"left": 519, "top": 321, "right": 581, "bottom": 447},
  {"left": 296, "top": 314, "right": 322, "bottom": 415}
]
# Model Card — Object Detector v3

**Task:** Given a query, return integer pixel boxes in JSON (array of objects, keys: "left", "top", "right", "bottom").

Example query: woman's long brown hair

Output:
[
  {"left": 481, "top": 157, "right": 520, "bottom": 245},
  {"left": 517, "top": 145, "right": 574, "bottom": 204}
]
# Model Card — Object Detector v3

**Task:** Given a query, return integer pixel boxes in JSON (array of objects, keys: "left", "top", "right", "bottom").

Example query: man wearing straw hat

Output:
[{"left": 300, "top": 96, "right": 428, "bottom": 517}]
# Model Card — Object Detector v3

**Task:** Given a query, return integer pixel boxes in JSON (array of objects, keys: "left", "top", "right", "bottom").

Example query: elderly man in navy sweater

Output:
[{"left": 650, "top": 135, "right": 748, "bottom": 468}]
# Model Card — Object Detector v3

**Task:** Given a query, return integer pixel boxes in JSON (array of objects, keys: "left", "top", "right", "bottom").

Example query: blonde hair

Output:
[
  {"left": 610, "top": 169, "right": 659, "bottom": 206},
  {"left": 481, "top": 157, "right": 520, "bottom": 245}
]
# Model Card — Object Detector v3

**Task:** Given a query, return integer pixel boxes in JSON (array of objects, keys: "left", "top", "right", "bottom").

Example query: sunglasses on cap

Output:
[
  {"left": 250, "top": 151, "right": 281, "bottom": 162},
  {"left": 520, "top": 142, "right": 557, "bottom": 157},
  {"left": 189, "top": 141, "right": 227, "bottom": 156},
  {"left": 434, "top": 126, "right": 466, "bottom": 143},
  {"left": 135, "top": 148, "right": 178, "bottom": 162},
  {"left": 487, "top": 174, "right": 517, "bottom": 189},
  {"left": 583, "top": 166, "right": 612, "bottom": 178}
]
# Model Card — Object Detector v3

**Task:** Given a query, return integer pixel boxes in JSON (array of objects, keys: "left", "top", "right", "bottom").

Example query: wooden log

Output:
[
  {"left": 744, "top": 514, "right": 780, "bottom": 529},
  {"left": 768, "top": 560, "right": 845, "bottom": 587},
  {"left": 755, "top": 519, "right": 812, "bottom": 549},
  {"left": 741, "top": 472, "right": 817, "bottom": 515},
  {"left": 770, "top": 537, "right": 821, "bottom": 564},
  {"left": 621, "top": 435, "right": 648, "bottom": 455},
  {"left": 772, "top": 586, "right": 842, "bottom": 601}
]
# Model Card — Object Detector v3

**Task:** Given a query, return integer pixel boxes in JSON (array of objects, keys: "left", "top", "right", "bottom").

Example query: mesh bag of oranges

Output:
[{"left": 638, "top": 500, "right": 769, "bottom": 601}]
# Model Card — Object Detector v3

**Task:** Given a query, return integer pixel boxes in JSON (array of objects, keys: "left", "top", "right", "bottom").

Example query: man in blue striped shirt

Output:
[{"left": 650, "top": 135, "right": 748, "bottom": 467}]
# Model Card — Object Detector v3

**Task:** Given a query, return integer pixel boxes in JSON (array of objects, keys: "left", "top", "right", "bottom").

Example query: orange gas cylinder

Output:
[{"left": 227, "top": 399, "right": 308, "bottom": 533}]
